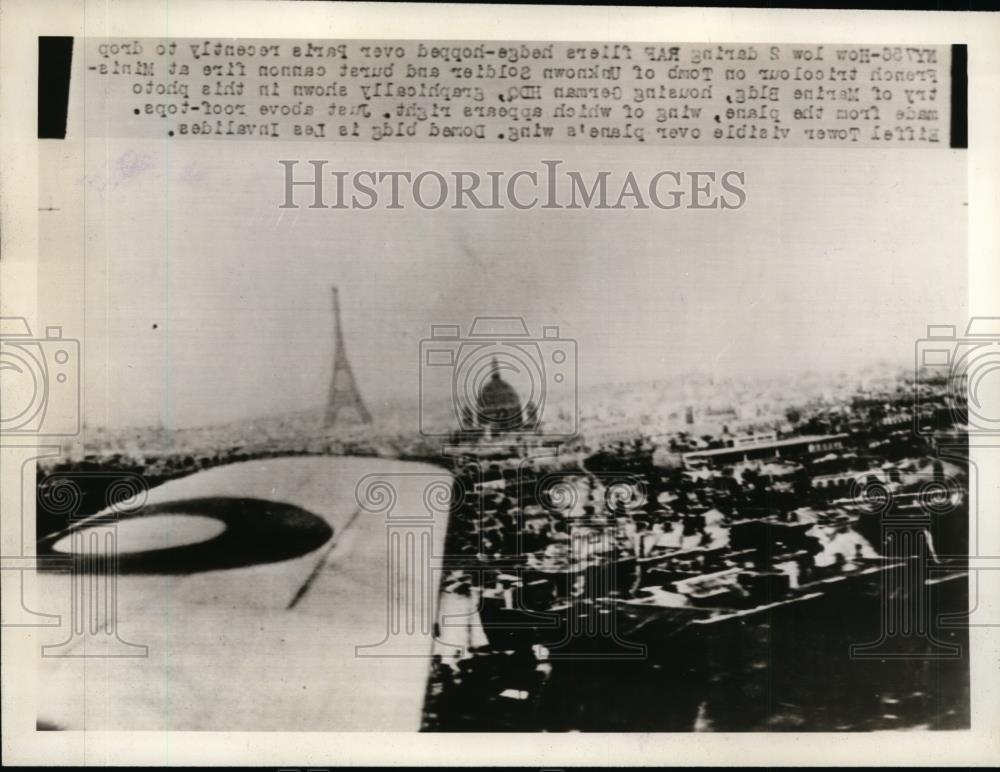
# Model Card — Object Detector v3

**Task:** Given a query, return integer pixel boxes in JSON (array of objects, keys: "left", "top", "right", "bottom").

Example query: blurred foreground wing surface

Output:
[{"left": 35, "top": 456, "right": 448, "bottom": 731}]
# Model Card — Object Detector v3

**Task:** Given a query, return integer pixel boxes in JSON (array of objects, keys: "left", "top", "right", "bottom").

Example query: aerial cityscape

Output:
[{"left": 36, "top": 298, "right": 971, "bottom": 732}]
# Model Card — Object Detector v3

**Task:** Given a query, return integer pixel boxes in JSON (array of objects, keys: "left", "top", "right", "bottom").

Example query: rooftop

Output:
[{"left": 683, "top": 433, "right": 848, "bottom": 459}]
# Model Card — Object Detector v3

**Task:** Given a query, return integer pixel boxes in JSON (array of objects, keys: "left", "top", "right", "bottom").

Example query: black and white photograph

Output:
[{"left": 2, "top": 1, "right": 999, "bottom": 767}]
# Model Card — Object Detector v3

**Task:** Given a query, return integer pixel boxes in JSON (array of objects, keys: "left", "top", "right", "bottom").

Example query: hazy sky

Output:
[{"left": 42, "top": 139, "right": 966, "bottom": 430}]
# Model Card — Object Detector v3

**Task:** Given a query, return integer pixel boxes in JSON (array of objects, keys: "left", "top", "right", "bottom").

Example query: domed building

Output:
[{"left": 477, "top": 357, "right": 524, "bottom": 434}]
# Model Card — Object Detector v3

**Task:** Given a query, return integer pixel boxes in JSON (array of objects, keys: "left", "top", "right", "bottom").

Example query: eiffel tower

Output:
[{"left": 324, "top": 286, "right": 372, "bottom": 427}]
